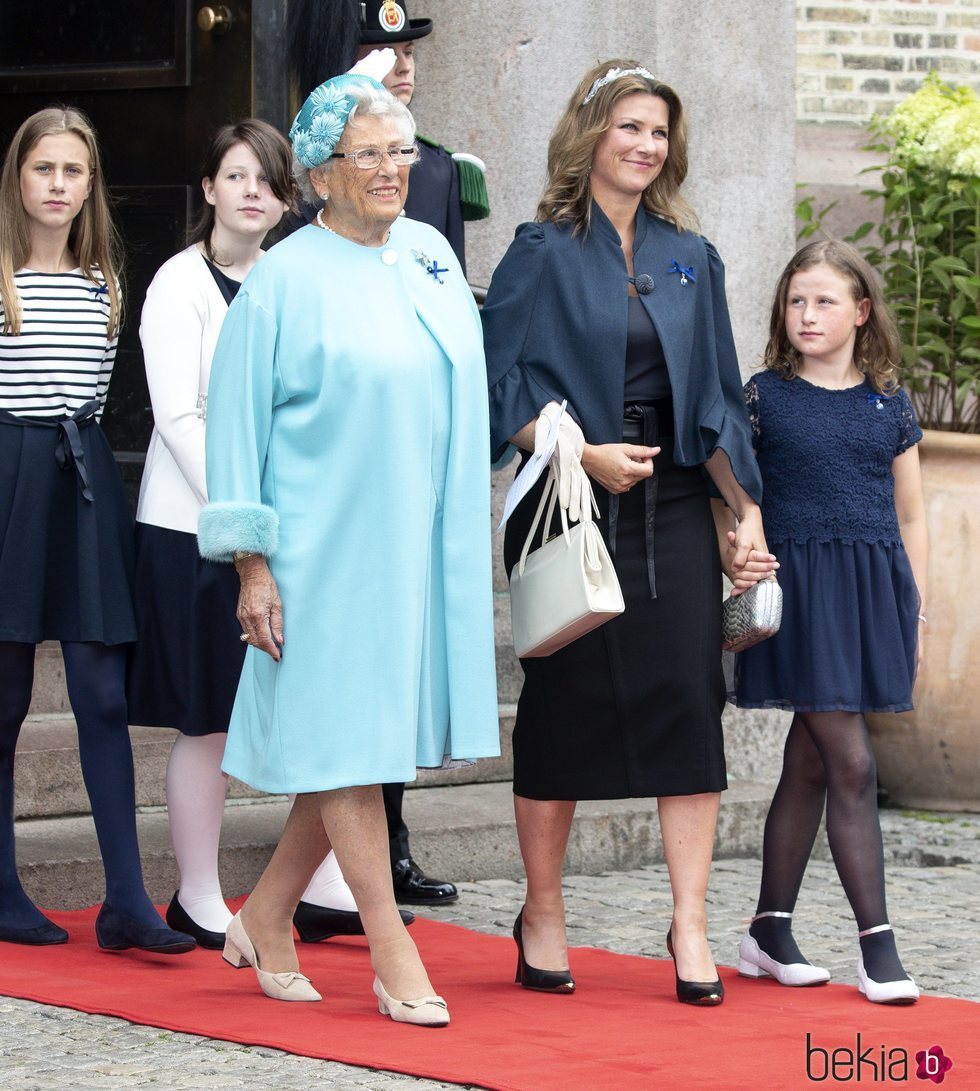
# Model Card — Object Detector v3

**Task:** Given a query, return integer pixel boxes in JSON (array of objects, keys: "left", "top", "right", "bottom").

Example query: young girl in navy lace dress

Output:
[
  {"left": 0, "top": 108, "right": 193, "bottom": 953},
  {"left": 733, "top": 240, "right": 926, "bottom": 1004}
]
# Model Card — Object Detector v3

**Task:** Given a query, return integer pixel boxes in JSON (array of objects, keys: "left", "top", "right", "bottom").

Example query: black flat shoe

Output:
[
  {"left": 513, "top": 907, "right": 575, "bottom": 993},
  {"left": 165, "top": 892, "right": 226, "bottom": 950},
  {"left": 391, "top": 858, "right": 458, "bottom": 906},
  {"left": 293, "top": 900, "right": 416, "bottom": 943},
  {"left": 95, "top": 903, "right": 196, "bottom": 954},
  {"left": 0, "top": 918, "right": 69, "bottom": 946},
  {"left": 666, "top": 928, "right": 724, "bottom": 1006}
]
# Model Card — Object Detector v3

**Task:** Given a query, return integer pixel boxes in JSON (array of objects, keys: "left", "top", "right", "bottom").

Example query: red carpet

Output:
[{"left": 1, "top": 904, "right": 977, "bottom": 1090}]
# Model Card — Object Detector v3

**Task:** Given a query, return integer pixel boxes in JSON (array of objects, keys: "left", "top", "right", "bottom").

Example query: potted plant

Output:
[{"left": 802, "top": 73, "right": 980, "bottom": 810}]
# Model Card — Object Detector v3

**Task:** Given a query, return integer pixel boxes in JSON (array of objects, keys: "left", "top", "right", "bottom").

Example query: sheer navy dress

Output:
[{"left": 734, "top": 371, "right": 922, "bottom": 713}]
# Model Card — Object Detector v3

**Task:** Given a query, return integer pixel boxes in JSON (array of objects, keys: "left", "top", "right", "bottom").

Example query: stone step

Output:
[
  {"left": 15, "top": 700, "right": 790, "bottom": 819},
  {"left": 13, "top": 716, "right": 265, "bottom": 820},
  {"left": 14, "top": 709, "right": 517, "bottom": 820},
  {"left": 16, "top": 777, "right": 780, "bottom": 912}
]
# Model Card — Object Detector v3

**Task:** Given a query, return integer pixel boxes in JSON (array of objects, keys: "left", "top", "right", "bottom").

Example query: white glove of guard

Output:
[
  {"left": 347, "top": 48, "right": 396, "bottom": 82},
  {"left": 534, "top": 402, "right": 592, "bottom": 523}
]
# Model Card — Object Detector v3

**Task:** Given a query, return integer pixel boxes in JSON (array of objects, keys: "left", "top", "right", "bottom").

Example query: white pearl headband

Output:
[{"left": 582, "top": 66, "right": 656, "bottom": 106}]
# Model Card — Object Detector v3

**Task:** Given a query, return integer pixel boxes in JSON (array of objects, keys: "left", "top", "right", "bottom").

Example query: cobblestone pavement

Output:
[{"left": 1, "top": 810, "right": 977, "bottom": 1089}]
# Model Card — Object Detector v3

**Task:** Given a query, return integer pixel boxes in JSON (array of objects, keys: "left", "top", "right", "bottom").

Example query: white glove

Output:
[
  {"left": 348, "top": 48, "right": 396, "bottom": 82},
  {"left": 534, "top": 402, "right": 591, "bottom": 523}
]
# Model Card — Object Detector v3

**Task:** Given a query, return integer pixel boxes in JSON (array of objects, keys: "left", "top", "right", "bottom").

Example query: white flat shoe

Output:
[
  {"left": 222, "top": 912, "right": 321, "bottom": 1003},
  {"left": 373, "top": 975, "right": 450, "bottom": 1027},
  {"left": 737, "top": 917, "right": 831, "bottom": 986},
  {"left": 857, "top": 958, "right": 919, "bottom": 1004}
]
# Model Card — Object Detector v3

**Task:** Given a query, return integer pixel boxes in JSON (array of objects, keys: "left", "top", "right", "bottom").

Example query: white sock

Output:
[
  {"left": 300, "top": 850, "right": 358, "bottom": 911},
  {"left": 166, "top": 732, "right": 233, "bottom": 932},
  {"left": 287, "top": 795, "right": 358, "bottom": 912}
]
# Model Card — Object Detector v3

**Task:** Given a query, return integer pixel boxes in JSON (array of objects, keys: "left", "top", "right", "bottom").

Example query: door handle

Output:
[{"left": 197, "top": 5, "right": 233, "bottom": 34}]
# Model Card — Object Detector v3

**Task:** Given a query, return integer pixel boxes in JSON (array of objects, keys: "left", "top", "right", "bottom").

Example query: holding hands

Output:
[{"left": 725, "top": 506, "right": 779, "bottom": 595}]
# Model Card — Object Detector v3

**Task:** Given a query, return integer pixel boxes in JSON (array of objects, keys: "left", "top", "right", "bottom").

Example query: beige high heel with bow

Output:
[
  {"left": 373, "top": 975, "right": 450, "bottom": 1026},
  {"left": 222, "top": 912, "right": 321, "bottom": 1002}
]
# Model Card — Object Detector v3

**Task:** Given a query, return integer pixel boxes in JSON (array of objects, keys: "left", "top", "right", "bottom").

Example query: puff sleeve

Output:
[
  {"left": 482, "top": 222, "right": 563, "bottom": 461},
  {"left": 699, "top": 240, "right": 762, "bottom": 503}
]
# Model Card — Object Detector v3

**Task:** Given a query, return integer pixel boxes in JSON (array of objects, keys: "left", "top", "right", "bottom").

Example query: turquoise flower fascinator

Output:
[{"left": 289, "top": 73, "right": 385, "bottom": 169}]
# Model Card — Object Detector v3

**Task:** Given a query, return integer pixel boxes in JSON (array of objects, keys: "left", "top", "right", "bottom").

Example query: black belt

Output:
[
  {"left": 0, "top": 399, "right": 100, "bottom": 501},
  {"left": 609, "top": 399, "right": 672, "bottom": 600}
]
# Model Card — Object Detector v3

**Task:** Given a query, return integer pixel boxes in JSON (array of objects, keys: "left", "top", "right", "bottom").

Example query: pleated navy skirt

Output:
[
  {"left": 734, "top": 538, "right": 919, "bottom": 713},
  {"left": 0, "top": 412, "right": 135, "bottom": 645},
  {"left": 503, "top": 435, "right": 727, "bottom": 801},
  {"left": 126, "top": 522, "right": 244, "bottom": 734}
]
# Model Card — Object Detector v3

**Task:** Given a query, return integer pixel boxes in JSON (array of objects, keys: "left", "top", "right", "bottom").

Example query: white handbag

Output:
[{"left": 509, "top": 470, "right": 625, "bottom": 658}]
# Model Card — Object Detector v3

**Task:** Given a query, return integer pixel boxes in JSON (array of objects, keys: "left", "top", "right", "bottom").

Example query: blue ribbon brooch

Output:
[
  {"left": 866, "top": 391, "right": 885, "bottom": 410},
  {"left": 669, "top": 259, "right": 696, "bottom": 285},
  {"left": 413, "top": 249, "right": 448, "bottom": 284}
]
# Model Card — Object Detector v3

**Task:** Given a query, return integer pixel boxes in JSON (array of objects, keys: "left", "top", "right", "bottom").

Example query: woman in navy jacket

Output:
[{"left": 484, "top": 60, "right": 775, "bottom": 1004}]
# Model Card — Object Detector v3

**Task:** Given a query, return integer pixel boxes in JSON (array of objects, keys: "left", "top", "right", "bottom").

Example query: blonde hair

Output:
[
  {"left": 764, "top": 240, "right": 902, "bottom": 394},
  {"left": 536, "top": 59, "right": 697, "bottom": 235},
  {"left": 0, "top": 106, "right": 123, "bottom": 336}
]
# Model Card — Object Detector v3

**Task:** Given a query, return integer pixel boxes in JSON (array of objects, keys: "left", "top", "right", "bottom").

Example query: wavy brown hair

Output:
[
  {"left": 536, "top": 59, "right": 697, "bottom": 235},
  {"left": 0, "top": 106, "right": 122, "bottom": 336},
  {"left": 764, "top": 239, "right": 902, "bottom": 394},
  {"left": 188, "top": 118, "right": 296, "bottom": 265}
]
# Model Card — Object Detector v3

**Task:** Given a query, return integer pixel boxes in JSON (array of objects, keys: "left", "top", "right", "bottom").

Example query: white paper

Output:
[{"left": 497, "top": 400, "right": 566, "bottom": 531}]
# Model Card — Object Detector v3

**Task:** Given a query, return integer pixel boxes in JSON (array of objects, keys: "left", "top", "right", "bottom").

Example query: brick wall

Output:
[{"left": 797, "top": 0, "right": 980, "bottom": 122}]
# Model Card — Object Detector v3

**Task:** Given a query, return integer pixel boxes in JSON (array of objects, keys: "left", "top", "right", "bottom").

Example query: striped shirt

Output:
[{"left": 0, "top": 269, "right": 119, "bottom": 419}]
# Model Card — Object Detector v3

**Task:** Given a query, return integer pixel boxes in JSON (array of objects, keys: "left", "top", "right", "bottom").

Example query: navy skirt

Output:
[
  {"left": 0, "top": 409, "right": 135, "bottom": 645},
  {"left": 503, "top": 435, "right": 727, "bottom": 801},
  {"left": 126, "top": 523, "right": 244, "bottom": 734},
  {"left": 734, "top": 539, "right": 919, "bottom": 713}
]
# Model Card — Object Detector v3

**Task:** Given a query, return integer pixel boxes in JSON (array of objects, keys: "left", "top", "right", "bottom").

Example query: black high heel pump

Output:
[
  {"left": 666, "top": 927, "right": 724, "bottom": 1006},
  {"left": 513, "top": 908, "right": 575, "bottom": 993}
]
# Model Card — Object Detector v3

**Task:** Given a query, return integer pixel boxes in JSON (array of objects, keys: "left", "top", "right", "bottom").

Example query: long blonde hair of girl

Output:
[
  {"left": 536, "top": 59, "right": 697, "bottom": 235},
  {"left": 0, "top": 106, "right": 123, "bottom": 337}
]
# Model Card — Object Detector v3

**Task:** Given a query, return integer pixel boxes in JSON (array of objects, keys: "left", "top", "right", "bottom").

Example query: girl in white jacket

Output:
[{"left": 127, "top": 120, "right": 293, "bottom": 945}]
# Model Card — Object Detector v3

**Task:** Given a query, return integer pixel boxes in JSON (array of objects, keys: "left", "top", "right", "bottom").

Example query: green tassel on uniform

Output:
[
  {"left": 454, "top": 156, "right": 490, "bottom": 221},
  {"left": 417, "top": 134, "right": 490, "bottom": 222}
]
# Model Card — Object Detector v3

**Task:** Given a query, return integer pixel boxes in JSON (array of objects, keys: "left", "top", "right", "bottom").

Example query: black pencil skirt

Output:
[{"left": 502, "top": 436, "right": 727, "bottom": 801}]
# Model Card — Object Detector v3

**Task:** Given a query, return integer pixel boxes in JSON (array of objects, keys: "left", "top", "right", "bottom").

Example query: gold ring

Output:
[{"left": 239, "top": 632, "right": 250, "bottom": 643}]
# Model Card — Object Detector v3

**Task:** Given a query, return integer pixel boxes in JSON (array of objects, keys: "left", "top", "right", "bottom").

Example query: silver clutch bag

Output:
[{"left": 721, "top": 577, "right": 783, "bottom": 653}]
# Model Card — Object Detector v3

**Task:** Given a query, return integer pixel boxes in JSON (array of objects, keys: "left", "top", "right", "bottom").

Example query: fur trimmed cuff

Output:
[{"left": 197, "top": 502, "right": 279, "bottom": 562}]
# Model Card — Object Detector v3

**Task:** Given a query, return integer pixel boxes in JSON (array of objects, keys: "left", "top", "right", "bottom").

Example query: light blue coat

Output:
[{"left": 199, "top": 220, "right": 499, "bottom": 793}]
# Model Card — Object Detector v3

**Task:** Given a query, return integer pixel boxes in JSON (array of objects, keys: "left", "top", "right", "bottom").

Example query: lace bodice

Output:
[{"left": 745, "top": 370, "right": 922, "bottom": 546}]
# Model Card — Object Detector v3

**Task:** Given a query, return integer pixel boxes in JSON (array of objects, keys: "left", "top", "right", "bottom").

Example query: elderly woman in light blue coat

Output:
[{"left": 197, "top": 65, "right": 498, "bottom": 1026}]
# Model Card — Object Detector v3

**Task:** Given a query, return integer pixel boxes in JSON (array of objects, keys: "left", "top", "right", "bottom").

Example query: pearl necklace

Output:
[{"left": 316, "top": 207, "right": 389, "bottom": 246}]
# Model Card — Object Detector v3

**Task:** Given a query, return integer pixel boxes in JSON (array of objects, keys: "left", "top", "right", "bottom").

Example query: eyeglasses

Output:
[{"left": 329, "top": 144, "right": 419, "bottom": 169}]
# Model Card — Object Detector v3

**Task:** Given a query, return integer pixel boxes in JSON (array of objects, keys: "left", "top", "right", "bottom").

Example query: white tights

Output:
[
  {"left": 166, "top": 735, "right": 358, "bottom": 930},
  {"left": 166, "top": 732, "right": 233, "bottom": 932}
]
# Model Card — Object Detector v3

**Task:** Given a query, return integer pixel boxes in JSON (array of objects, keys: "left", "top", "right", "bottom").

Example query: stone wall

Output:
[
  {"left": 411, "top": 0, "right": 797, "bottom": 374},
  {"left": 797, "top": 0, "right": 980, "bottom": 124}
]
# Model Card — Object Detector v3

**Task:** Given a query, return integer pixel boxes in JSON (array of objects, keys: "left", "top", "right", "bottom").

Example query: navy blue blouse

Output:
[
  {"left": 482, "top": 203, "right": 761, "bottom": 502},
  {"left": 745, "top": 370, "right": 922, "bottom": 546}
]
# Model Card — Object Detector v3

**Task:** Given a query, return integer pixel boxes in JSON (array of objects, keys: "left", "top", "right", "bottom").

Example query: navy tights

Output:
[
  {"left": 750, "top": 711, "right": 908, "bottom": 983},
  {"left": 0, "top": 641, "right": 160, "bottom": 929}
]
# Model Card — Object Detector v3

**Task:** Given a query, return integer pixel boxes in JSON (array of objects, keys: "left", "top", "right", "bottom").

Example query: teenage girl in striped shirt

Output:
[{"left": 0, "top": 107, "right": 193, "bottom": 953}]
